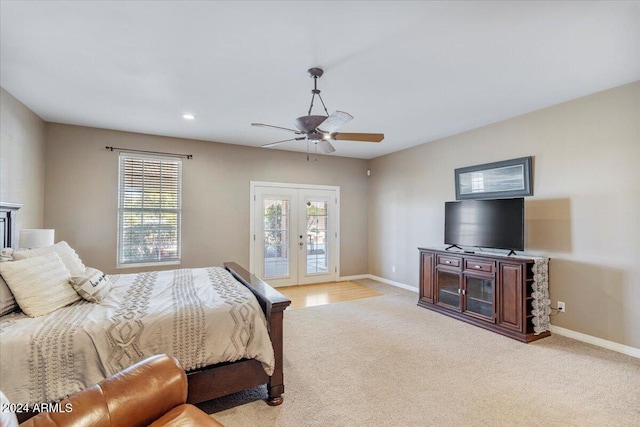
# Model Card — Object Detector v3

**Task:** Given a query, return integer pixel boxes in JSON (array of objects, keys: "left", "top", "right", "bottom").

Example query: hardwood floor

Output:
[{"left": 277, "top": 281, "right": 383, "bottom": 309}]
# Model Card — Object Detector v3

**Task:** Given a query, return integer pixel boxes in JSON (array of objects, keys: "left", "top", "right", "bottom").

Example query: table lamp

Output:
[{"left": 19, "top": 229, "right": 55, "bottom": 249}]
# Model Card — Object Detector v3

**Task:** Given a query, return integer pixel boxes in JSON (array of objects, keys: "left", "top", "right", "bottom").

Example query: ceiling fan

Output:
[{"left": 252, "top": 67, "right": 384, "bottom": 155}]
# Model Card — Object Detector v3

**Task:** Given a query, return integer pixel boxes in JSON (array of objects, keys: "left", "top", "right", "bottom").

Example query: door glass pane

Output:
[
  {"left": 306, "top": 200, "right": 328, "bottom": 274},
  {"left": 263, "top": 199, "right": 289, "bottom": 278}
]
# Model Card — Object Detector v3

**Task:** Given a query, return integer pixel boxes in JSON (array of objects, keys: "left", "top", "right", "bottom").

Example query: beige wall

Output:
[
  {"left": 0, "top": 87, "right": 46, "bottom": 235},
  {"left": 6, "top": 80, "right": 639, "bottom": 349},
  {"left": 368, "top": 81, "right": 640, "bottom": 349},
  {"left": 44, "top": 124, "right": 369, "bottom": 276}
]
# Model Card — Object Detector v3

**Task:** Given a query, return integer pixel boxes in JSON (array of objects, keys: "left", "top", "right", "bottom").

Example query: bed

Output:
[{"left": 0, "top": 203, "right": 291, "bottom": 421}]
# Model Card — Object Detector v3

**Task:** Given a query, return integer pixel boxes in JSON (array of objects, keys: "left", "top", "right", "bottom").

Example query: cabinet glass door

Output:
[
  {"left": 464, "top": 275, "right": 494, "bottom": 320},
  {"left": 436, "top": 269, "right": 460, "bottom": 309}
]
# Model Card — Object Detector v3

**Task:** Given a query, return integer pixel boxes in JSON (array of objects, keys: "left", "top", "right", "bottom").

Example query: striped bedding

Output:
[{"left": 0, "top": 267, "right": 274, "bottom": 406}]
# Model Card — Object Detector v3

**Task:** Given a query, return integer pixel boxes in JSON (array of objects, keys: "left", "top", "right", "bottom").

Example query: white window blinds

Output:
[{"left": 117, "top": 154, "right": 182, "bottom": 267}]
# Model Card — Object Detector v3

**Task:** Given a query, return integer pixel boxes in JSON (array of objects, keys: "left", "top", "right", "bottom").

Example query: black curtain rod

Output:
[{"left": 105, "top": 146, "right": 193, "bottom": 159}]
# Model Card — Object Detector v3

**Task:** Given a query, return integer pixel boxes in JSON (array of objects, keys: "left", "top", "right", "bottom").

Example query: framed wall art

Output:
[{"left": 455, "top": 156, "right": 533, "bottom": 200}]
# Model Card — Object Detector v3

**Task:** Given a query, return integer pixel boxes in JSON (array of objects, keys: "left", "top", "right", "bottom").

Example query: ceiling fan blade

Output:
[
  {"left": 316, "top": 140, "right": 336, "bottom": 154},
  {"left": 317, "top": 110, "right": 353, "bottom": 133},
  {"left": 252, "top": 123, "right": 303, "bottom": 134},
  {"left": 330, "top": 132, "right": 384, "bottom": 143},
  {"left": 261, "top": 137, "right": 306, "bottom": 148}
]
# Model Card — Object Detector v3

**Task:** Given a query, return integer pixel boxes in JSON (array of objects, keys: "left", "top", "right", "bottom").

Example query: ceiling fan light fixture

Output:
[{"left": 294, "top": 115, "right": 327, "bottom": 133}]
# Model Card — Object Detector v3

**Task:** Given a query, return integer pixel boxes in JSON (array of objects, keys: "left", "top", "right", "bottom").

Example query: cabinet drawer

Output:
[
  {"left": 437, "top": 255, "right": 461, "bottom": 268},
  {"left": 464, "top": 259, "right": 495, "bottom": 273}
]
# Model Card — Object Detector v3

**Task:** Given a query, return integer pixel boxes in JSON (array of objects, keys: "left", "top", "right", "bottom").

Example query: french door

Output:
[{"left": 251, "top": 182, "right": 339, "bottom": 287}]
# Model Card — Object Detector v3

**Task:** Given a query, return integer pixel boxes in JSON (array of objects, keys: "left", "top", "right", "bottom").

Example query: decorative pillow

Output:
[
  {"left": 13, "top": 241, "right": 86, "bottom": 275},
  {"left": 0, "top": 252, "right": 80, "bottom": 317},
  {"left": 0, "top": 274, "right": 19, "bottom": 316},
  {"left": 71, "top": 267, "right": 113, "bottom": 303},
  {"left": 0, "top": 247, "right": 13, "bottom": 262}
]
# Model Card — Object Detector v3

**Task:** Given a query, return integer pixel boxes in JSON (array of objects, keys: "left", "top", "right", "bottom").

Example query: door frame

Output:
[{"left": 250, "top": 181, "right": 340, "bottom": 284}]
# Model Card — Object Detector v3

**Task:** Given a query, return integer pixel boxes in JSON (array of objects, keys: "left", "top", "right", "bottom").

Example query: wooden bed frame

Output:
[
  {"left": 187, "top": 261, "right": 291, "bottom": 406},
  {"left": 1, "top": 203, "right": 291, "bottom": 421}
]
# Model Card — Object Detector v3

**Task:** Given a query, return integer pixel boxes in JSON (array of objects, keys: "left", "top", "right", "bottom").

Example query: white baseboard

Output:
[
  {"left": 343, "top": 275, "right": 639, "bottom": 359},
  {"left": 366, "top": 275, "right": 418, "bottom": 293},
  {"left": 339, "top": 274, "right": 370, "bottom": 281},
  {"left": 340, "top": 274, "right": 418, "bottom": 292},
  {"left": 549, "top": 325, "right": 640, "bottom": 359}
]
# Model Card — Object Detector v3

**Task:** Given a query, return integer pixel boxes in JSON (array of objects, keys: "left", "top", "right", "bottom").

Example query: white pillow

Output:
[
  {"left": 13, "top": 241, "right": 86, "bottom": 275},
  {"left": 0, "top": 247, "right": 13, "bottom": 262},
  {"left": 0, "top": 274, "right": 19, "bottom": 316},
  {"left": 0, "top": 252, "right": 80, "bottom": 317},
  {"left": 71, "top": 267, "right": 113, "bottom": 303}
]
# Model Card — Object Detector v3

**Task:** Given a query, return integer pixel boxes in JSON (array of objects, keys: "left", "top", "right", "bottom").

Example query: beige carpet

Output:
[{"left": 199, "top": 280, "right": 640, "bottom": 426}]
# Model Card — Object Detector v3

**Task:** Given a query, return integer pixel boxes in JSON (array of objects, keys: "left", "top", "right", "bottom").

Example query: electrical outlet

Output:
[
  {"left": 557, "top": 301, "right": 566, "bottom": 313},
  {"left": 392, "top": 265, "right": 396, "bottom": 273}
]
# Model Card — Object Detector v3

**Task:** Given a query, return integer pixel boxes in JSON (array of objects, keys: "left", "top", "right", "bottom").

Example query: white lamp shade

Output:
[{"left": 19, "top": 229, "right": 55, "bottom": 249}]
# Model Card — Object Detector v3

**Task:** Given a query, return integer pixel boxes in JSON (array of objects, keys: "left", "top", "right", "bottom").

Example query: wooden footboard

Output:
[{"left": 186, "top": 262, "right": 291, "bottom": 406}]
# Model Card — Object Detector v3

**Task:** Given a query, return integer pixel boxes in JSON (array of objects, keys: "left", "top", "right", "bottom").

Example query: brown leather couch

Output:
[{"left": 20, "top": 354, "right": 222, "bottom": 426}]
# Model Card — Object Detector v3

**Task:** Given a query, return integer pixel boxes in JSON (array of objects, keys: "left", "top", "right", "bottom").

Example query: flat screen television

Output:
[{"left": 444, "top": 198, "right": 524, "bottom": 252}]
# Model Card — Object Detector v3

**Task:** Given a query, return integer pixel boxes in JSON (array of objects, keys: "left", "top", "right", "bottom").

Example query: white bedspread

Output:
[{"left": 0, "top": 267, "right": 274, "bottom": 405}]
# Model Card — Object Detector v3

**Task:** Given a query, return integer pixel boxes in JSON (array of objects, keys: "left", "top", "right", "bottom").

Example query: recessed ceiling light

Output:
[{"left": 182, "top": 113, "right": 195, "bottom": 120}]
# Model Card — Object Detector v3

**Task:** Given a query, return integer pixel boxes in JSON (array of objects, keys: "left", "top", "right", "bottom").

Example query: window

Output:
[
  {"left": 470, "top": 172, "right": 485, "bottom": 193},
  {"left": 117, "top": 154, "right": 182, "bottom": 267}
]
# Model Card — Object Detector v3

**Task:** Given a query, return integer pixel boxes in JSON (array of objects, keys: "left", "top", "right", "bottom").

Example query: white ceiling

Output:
[{"left": 1, "top": 1, "right": 639, "bottom": 159}]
